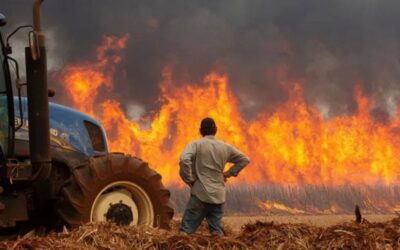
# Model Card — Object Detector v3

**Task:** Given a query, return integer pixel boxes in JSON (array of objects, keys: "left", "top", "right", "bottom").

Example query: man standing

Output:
[{"left": 179, "top": 117, "right": 250, "bottom": 235}]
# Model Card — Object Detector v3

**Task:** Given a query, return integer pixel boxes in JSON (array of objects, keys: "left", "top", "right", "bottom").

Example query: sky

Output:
[{"left": 2, "top": 0, "right": 400, "bottom": 120}]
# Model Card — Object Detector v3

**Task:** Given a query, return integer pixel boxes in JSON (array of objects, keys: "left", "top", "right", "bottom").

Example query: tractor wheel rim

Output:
[{"left": 90, "top": 181, "right": 154, "bottom": 226}]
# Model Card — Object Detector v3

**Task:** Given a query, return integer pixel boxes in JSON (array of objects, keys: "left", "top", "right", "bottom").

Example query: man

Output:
[{"left": 179, "top": 117, "right": 250, "bottom": 235}]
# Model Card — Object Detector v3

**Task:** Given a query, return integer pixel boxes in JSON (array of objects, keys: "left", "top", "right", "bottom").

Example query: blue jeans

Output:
[{"left": 179, "top": 195, "right": 224, "bottom": 235}]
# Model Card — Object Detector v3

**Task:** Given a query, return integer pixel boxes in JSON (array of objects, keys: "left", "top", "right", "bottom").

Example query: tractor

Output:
[{"left": 0, "top": 0, "right": 173, "bottom": 234}]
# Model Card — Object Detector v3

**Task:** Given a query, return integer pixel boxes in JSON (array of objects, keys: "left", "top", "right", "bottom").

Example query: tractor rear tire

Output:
[{"left": 56, "top": 153, "right": 174, "bottom": 229}]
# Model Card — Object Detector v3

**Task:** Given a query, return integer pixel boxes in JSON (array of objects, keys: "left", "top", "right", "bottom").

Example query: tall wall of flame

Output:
[{"left": 58, "top": 35, "right": 400, "bottom": 186}]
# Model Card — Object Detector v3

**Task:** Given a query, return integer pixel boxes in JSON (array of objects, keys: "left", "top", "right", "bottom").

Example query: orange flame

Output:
[
  {"left": 60, "top": 34, "right": 129, "bottom": 116},
  {"left": 257, "top": 200, "right": 306, "bottom": 214},
  {"left": 59, "top": 35, "right": 400, "bottom": 186}
]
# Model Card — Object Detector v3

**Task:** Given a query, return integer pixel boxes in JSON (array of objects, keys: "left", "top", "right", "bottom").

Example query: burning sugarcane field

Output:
[{"left": 1, "top": 0, "right": 400, "bottom": 249}]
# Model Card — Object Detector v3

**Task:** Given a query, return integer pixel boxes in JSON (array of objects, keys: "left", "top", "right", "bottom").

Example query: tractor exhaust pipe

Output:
[
  {"left": 26, "top": 0, "right": 51, "bottom": 180},
  {"left": 33, "top": 0, "right": 45, "bottom": 46}
]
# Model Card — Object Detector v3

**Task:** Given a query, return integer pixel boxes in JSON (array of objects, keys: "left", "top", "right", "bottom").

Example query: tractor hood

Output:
[{"left": 14, "top": 97, "right": 109, "bottom": 157}]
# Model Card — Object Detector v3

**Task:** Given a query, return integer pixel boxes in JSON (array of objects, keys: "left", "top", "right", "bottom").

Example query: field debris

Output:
[
  {"left": 315, "top": 218, "right": 400, "bottom": 250},
  {"left": 0, "top": 222, "right": 246, "bottom": 250},
  {"left": 239, "top": 221, "right": 315, "bottom": 249},
  {"left": 1, "top": 216, "right": 400, "bottom": 250}
]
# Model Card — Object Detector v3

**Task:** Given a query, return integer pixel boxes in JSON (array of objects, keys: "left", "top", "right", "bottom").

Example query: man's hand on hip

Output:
[{"left": 223, "top": 171, "right": 231, "bottom": 182}]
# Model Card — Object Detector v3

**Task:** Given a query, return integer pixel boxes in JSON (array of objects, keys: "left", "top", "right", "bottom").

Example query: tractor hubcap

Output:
[
  {"left": 105, "top": 202, "right": 133, "bottom": 226},
  {"left": 90, "top": 181, "right": 154, "bottom": 226}
]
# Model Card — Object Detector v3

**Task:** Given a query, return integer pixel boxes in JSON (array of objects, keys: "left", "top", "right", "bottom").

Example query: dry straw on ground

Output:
[
  {"left": 1, "top": 216, "right": 400, "bottom": 250},
  {"left": 0, "top": 222, "right": 246, "bottom": 250}
]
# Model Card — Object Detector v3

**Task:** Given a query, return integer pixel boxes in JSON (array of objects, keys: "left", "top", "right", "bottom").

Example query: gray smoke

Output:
[{"left": 2, "top": 0, "right": 400, "bottom": 120}]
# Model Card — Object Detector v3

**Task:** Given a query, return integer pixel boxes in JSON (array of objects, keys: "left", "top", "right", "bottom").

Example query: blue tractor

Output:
[{"left": 0, "top": 0, "right": 173, "bottom": 233}]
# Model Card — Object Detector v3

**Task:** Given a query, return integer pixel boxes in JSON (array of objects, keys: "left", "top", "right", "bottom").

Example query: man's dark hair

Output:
[{"left": 200, "top": 117, "right": 217, "bottom": 136}]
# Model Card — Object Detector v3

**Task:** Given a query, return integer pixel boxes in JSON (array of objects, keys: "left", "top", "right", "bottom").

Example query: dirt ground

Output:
[
  {"left": 1, "top": 214, "right": 399, "bottom": 249},
  {"left": 220, "top": 214, "right": 396, "bottom": 232}
]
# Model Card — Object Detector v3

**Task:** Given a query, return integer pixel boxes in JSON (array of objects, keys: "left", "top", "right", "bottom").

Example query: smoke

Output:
[
  {"left": 4, "top": 28, "right": 63, "bottom": 78},
  {"left": 2, "top": 0, "right": 400, "bottom": 119},
  {"left": 125, "top": 103, "right": 146, "bottom": 122}
]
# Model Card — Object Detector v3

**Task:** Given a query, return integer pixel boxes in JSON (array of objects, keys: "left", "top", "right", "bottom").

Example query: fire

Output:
[
  {"left": 60, "top": 34, "right": 129, "bottom": 117},
  {"left": 257, "top": 200, "right": 306, "bottom": 214},
  {"left": 58, "top": 35, "right": 400, "bottom": 186}
]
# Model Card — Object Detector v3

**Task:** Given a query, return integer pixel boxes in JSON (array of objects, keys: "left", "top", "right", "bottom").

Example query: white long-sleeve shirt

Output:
[{"left": 179, "top": 135, "right": 250, "bottom": 204}]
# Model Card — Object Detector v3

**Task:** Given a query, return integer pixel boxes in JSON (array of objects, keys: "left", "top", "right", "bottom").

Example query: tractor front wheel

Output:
[{"left": 56, "top": 154, "right": 174, "bottom": 229}]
